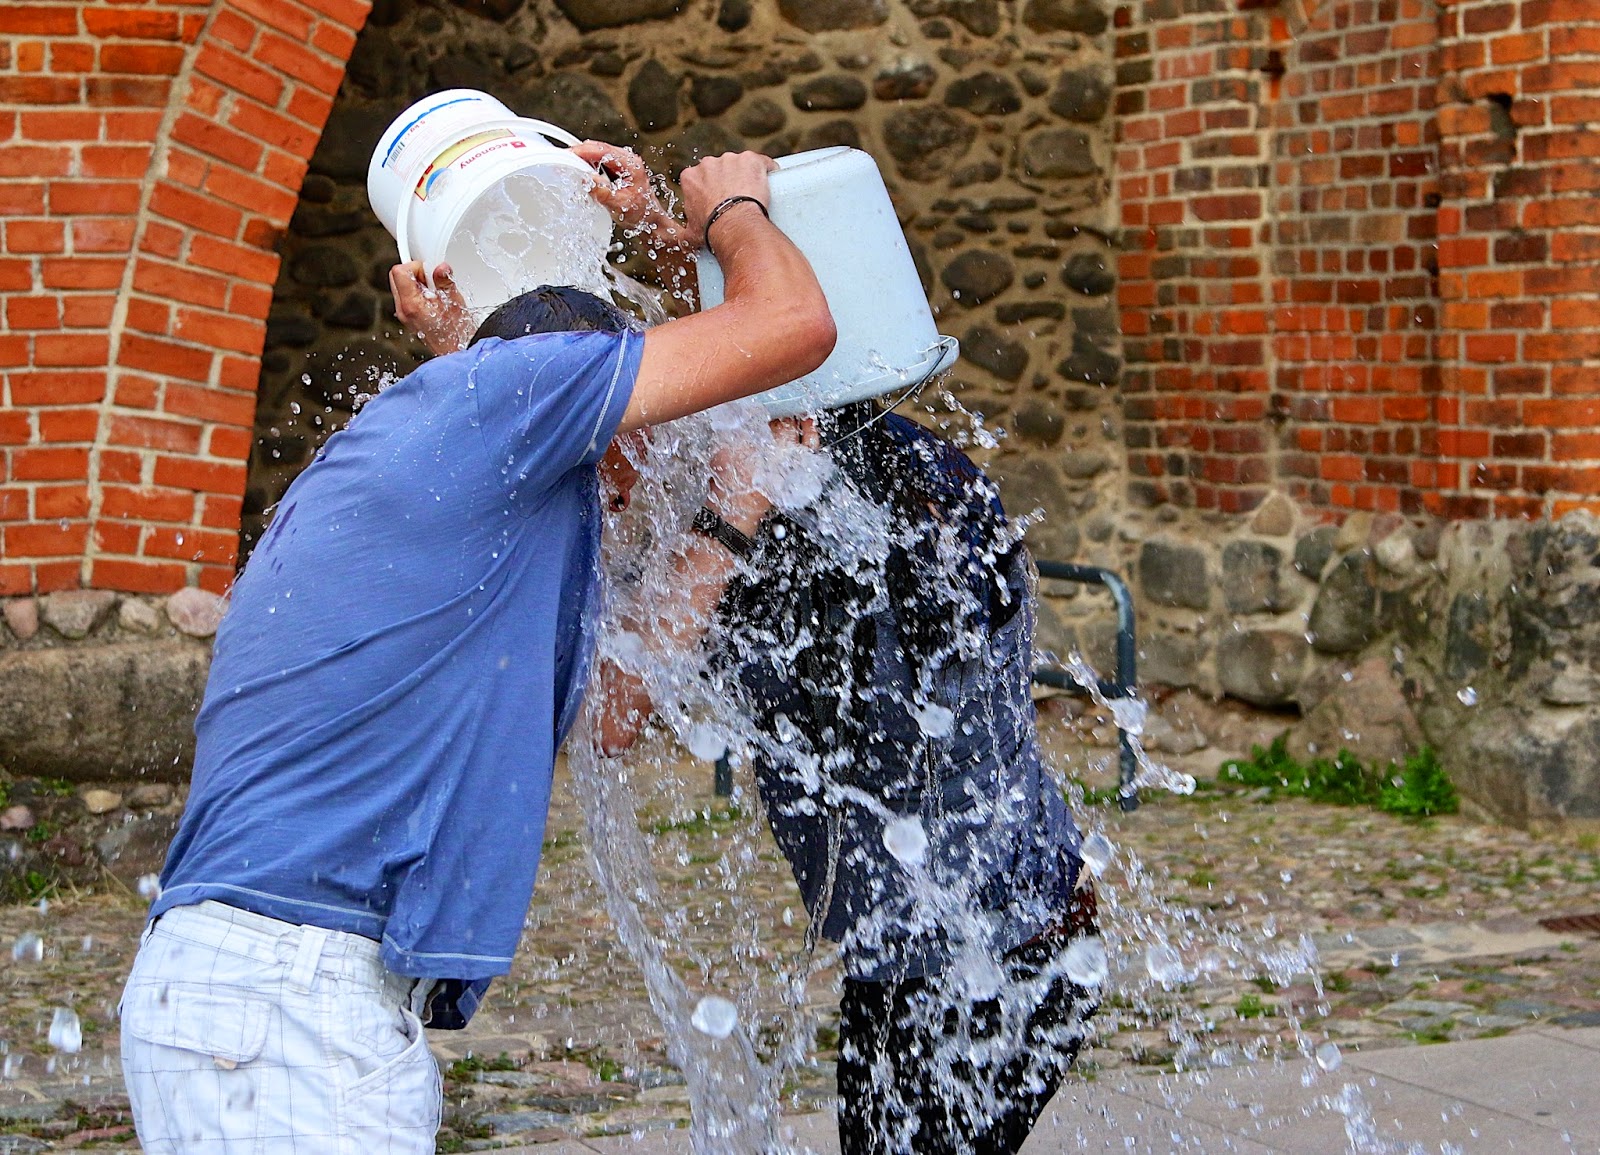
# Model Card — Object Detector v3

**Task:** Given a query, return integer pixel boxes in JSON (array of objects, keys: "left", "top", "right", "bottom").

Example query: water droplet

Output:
[
  {"left": 882, "top": 816, "right": 929, "bottom": 866},
  {"left": 684, "top": 723, "right": 726, "bottom": 763},
  {"left": 1145, "top": 943, "right": 1185, "bottom": 985},
  {"left": 1315, "top": 1041, "right": 1342, "bottom": 1071},
  {"left": 914, "top": 702, "right": 954, "bottom": 738},
  {"left": 1457, "top": 686, "right": 1478, "bottom": 706},
  {"left": 1108, "top": 696, "right": 1146, "bottom": 736},
  {"left": 49, "top": 1008, "right": 81, "bottom": 1054},
  {"left": 2, "top": 1053, "right": 22, "bottom": 1078},
  {"left": 1280, "top": 869, "right": 1293, "bottom": 885},
  {"left": 1080, "top": 831, "right": 1113, "bottom": 877},
  {"left": 11, "top": 933, "right": 42, "bottom": 963},
  {"left": 690, "top": 995, "right": 738, "bottom": 1039},
  {"left": 137, "top": 874, "right": 162, "bottom": 902},
  {"left": 1061, "top": 935, "right": 1108, "bottom": 987}
]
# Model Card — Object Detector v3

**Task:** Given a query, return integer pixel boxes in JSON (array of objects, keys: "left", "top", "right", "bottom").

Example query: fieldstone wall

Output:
[
  {"left": 244, "top": 0, "right": 1123, "bottom": 558},
  {"left": 0, "top": 588, "right": 225, "bottom": 783},
  {"left": 1053, "top": 499, "right": 1600, "bottom": 825}
]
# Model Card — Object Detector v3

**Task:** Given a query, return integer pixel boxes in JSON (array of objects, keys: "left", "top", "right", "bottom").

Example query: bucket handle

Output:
[{"left": 394, "top": 117, "right": 592, "bottom": 284}]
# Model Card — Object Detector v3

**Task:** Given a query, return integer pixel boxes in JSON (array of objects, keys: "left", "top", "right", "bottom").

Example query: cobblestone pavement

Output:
[{"left": 2, "top": 702, "right": 1598, "bottom": 1151}]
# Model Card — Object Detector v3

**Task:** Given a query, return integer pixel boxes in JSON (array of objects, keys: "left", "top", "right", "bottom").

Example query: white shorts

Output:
[{"left": 119, "top": 900, "right": 441, "bottom": 1155}]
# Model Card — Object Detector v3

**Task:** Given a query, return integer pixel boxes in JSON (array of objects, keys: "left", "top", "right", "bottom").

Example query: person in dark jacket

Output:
[{"left": 708, "top": 401, "right": 1098, "bottom": 1155}]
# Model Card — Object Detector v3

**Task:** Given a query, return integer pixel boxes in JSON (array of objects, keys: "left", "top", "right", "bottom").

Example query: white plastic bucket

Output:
[
  {"left": 367, "top": 90, "right": 613, "bottom": 317},
  {"left": 695, "top": 147, "right": 959, "bottom": 419}
]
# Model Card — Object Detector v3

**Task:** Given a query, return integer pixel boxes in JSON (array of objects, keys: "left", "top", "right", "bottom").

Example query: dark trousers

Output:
[{"left": 835, "top": 891, "right": 1098, "bottom": 1155}]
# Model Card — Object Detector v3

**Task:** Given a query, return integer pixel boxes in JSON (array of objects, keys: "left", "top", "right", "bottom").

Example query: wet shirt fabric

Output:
[
  {"left": 155, "top": 330, "right": 639, "bottom": 996},
  {"left": 717, "top": 416, "right": 1082, "bottom": 983}
]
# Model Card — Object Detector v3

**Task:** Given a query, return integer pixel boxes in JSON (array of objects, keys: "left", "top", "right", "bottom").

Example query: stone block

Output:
[
  {"left": 1216, "top": 630, "right": 1308, "bottom": 708},
  {"left": 1138, "top": 632, "right": 1204, "bottom": 689},
  {"left": 41, "top": 590, "right": 117, "bottom": 640},
  {"left": 883, "top": 106, "right": 976, "bottom": 180},
  {"left": 1023, "top": 0, "right": 1109, "bottom": 34},
  {"left": 1250, "top": 492, "right": 1296, "bottom": 537},
  {"left": 779, "top": 0, "right": 887, "bottom": 31},
  {"left": 628, "top": 59, "right": 680, "bottom": 133},
  {"left": 166, "top": 588, "right": 228, "bottom": 638},
  {"left": 1020, "top": 128, "right": 1097, "bottom": 180},
  {"left": 3, "top": 598, "right": 39, "bottom": 641},
  {"left": 553, "top": 0, "right": 685, "bottom": 31},
  {"left": 0, "top": 641, "right": 209, "bottom": 782},
  {"left": 1292, "top": 525, "right": 1337, "bottom": 578},
  {"left": 1308, "top": 551, "right": 1379, "bottom": 653},
  {"left": 1221, "top": 540, "right": 1284, "bottom": 614},
  {"left": 940, "top": 250, "right": 1014, "bottom": 306},
  {"left": 1288, "top": 655, "right": 1421, "bottom": 767},
  {"left": 1138, "top": 540, "right": 1209, "bottom": 609}
]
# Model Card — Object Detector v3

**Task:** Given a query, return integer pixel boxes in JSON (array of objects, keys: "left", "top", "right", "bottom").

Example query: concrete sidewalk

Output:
[{"left": 501, "top": 1027, "right": 1600, "bottom": 1154}]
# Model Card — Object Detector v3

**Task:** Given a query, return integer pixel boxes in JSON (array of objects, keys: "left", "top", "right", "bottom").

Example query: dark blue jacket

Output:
[{"left": 715, "top": 416, "right": 1082, "bottom": 982}]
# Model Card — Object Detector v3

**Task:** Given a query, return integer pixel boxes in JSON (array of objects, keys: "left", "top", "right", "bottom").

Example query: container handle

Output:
[{"left": 922, "top": 334, "right": 960, "bottom": 380}]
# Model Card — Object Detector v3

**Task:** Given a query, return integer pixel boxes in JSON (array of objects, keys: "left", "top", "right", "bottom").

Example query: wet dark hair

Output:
[{"left": 470, "top": 286, "right": 636, "bottom": 345}]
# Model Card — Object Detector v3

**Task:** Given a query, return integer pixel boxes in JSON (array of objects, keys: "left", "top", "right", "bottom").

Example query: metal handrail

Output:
[{"left": 1032, "top": 560, "right": 1140, "bottom": 812}]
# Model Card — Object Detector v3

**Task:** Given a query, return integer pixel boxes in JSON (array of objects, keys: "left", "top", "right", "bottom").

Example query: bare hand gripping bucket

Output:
[
  {"left": 696, "top": 147, "right": 960, "bottom": 419},
  {"left": 367, "top": 90, "right": 613, "bottom": 317}
]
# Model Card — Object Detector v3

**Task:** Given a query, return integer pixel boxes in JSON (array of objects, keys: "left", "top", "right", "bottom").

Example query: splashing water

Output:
[
  {"left": 1079, "top": 830, "right": 1114, "bottom": 877},
  {"left": 691, "top": 996, "right": 740, "bottom": 1040},
  {"left": 11, "top": 933, "right": 41, "bottom": 963},
  {"left": 556, "top": 388, "right": 1413, "bottom": 1154},
  {"left": 881, "top": 816, "right": 929, "bottom": 866},
  {"left": 48, "top": 1008, "right": 81, "bottom": 1054},
  {"left": 1060, "top": 935, "right": 1109, "bottom": 987}
]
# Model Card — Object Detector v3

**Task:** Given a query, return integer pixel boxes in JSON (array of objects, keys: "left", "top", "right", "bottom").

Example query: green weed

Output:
[
  {"left": 1219, "top": 734, "right": 1458, "bottom": 818},
  {"left": 1235, "top": 993, "right": 1272, "bottom": 1019}
]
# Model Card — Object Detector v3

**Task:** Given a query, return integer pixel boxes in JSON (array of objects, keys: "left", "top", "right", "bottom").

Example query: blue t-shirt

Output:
[{"left": 155, "top": 330, "right": 639, "bottom": 986}]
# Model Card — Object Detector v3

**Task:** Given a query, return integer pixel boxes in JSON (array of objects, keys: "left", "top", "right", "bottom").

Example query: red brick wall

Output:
[
  {"left": 1116, "top": 0, "right": 1283, "bottom": 513},
  {"left": 1272, "top": 0, "right": 1441, "bottom": 516},
  {"left": 1117, "top": 0, "right": 1600, "bottom": 519},
  {"left": 0, "top": 0, "right": 367, "bottom": 597},
  {"left": 1434, "top": 0, "right": 1600, "bottom": 518},
  {"left": 3, "top": 0, "right": 1598, "bottom": 597}
]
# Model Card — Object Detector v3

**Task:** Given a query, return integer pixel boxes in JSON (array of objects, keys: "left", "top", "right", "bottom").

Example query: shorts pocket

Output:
[
  {"left": 339, "top": 1007, "right": 441, "bottom": 1150},
  {"left": 120, "top": 983, "right": 272, "bottom": 1067},
  {"left": 120, "top": 982, "right": 274, "bottom": 1151}
]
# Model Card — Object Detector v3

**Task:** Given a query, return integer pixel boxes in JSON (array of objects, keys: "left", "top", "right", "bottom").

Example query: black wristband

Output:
[
  {"left": 691, "top": 506, "right": 757, "bottom": 558},
  {"left": 702, "top": 195, "right": 770, "bottom": 258}
]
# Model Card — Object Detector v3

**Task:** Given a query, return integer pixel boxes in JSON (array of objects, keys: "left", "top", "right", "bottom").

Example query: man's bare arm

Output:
[{"left": 620, "top": 152, "right": 835, "bottom": 433}]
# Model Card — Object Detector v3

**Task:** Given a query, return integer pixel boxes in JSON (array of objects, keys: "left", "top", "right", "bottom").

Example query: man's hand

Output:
[
  {"left": 390, "top": 260, "right": 473, "bottom": 356},
  {"left": 571, "top": 141, "right": 690, "bottom": 249},
  {"left": 678, "top": 151, "right": 777, "bottom": 248}
]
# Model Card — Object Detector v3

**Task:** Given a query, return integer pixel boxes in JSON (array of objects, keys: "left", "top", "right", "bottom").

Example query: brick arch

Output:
[{"left": 1, "top": 0, "right": 368, "bottom": 598}]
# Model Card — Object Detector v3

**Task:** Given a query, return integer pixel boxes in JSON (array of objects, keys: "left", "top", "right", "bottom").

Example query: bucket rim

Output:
[{"left": 759, "top": 334, "right": 959, "bottom": 418}]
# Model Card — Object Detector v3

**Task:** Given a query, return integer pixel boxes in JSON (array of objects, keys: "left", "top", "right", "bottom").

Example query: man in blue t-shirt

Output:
[{"left": 118, "top": 148, "right": 835, "bottom": 1154}]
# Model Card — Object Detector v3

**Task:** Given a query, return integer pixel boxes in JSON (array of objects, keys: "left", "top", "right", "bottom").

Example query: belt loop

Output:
[
  {"left": 409, "top": 978, "right": 436, "bottom": 1019},
  {"left": 287, "top": 925, "right": 330, "bottom": 993}
]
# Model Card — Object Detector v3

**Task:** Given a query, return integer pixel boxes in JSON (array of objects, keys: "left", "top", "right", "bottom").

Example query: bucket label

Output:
[
  {"left": 382, "top": 94, "right": 489, "bottom": 173},
  {"left": 413, "top": 129, "right": 521, "bottom": 201}
]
